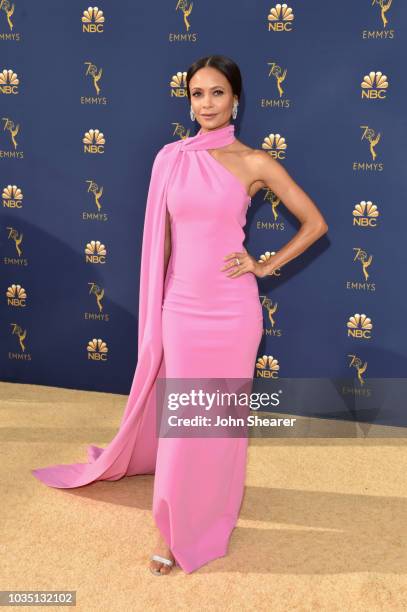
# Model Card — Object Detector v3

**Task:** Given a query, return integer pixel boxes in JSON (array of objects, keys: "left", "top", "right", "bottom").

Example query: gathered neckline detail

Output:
[{"left": 179, "top": 123, "right": 236, "bottom": 151}]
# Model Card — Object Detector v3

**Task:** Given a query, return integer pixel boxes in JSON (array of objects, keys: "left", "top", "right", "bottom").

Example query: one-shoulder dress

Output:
[
  {"left": 153, "top": 124, "right": 263, "bottom": 572},
  {"left": 31, "top": 123, "right": 264, "bottom": 575}
]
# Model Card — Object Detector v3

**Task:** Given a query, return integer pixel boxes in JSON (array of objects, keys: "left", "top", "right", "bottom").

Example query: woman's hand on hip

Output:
[{"left": 220, "top": 248, "right": 269, "bottom": 279}]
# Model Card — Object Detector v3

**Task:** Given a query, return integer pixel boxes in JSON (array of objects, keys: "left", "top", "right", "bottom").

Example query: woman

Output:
[{"left": 32, "top": 55, "right": 328, "bottom": 576}]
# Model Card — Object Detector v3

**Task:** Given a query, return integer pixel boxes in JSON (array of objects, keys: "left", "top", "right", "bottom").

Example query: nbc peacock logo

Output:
[
  {"left": 0, "top": 69, "right": 19, "bottom": 94},
  {"left": 82, "top": 7, "right": 105, "bottom": 33},
  {"left": 352, "top": 201, "right": 379, "bottom": 227},
  {"left": 85, "top": 240, "right": 107, "bottom": 264},
  {"left": 83, "top": 129, "right": 105, "bottom": 154},
  {"left": 347, "top": 313, "right": 373, "bottom": 339},
  {"left": 267, "top": 3, "right": 294, "bottom": 31},
  {"left": 256, "top": 355, "right": 280, "bottom": 378},
  {"left": 170, "top": 71, "right": 187, "bottom": 97},
  {"left": 262, "top": 133, "right": 287, "bottom": 159},
  {"left": 361, "top": 71, "right": 389, "bottom": 99},
  {"left": 6, "top": 283, "right": 27, "bottom": 307},
  {"left": 87, "top": 338, "right": 108, "bottom": 361},
  {"left": 2, "top": 184, "right": 23, "bottom": 209}
]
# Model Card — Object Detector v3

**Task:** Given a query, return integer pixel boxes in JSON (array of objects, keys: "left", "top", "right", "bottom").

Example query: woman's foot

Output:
[{"left": 149, "top": 530, "right": 175, "bottom": 575}]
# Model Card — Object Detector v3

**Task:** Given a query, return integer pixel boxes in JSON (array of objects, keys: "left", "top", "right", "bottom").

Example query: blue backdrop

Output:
[{"left": 1, "top": 2, "right": 406, "bottom": 426}]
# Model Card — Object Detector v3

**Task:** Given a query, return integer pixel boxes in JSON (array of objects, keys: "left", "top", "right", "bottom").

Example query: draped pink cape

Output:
[{"left": 31, "top": 124, "right": 238, "bottom": 489}]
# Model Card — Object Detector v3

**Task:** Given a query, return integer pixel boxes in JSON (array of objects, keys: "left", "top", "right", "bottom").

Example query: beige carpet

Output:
[{"left": 1, "top": 381, "right": 406, "bottom": 611}]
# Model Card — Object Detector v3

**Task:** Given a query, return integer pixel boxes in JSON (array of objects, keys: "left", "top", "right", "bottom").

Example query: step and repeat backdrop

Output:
[{"left": 1, "top": 2, "right": 406, "bottom": 425}]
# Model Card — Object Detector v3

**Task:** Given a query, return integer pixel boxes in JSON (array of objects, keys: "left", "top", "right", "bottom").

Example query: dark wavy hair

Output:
[{"left": 186, "top": 55, "right": 242, "bottom": 103}]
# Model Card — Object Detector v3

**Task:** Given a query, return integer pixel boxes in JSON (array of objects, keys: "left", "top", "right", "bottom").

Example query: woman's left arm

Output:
[{"left": 221, "top": 151, "right": 329, "bottom": 279}]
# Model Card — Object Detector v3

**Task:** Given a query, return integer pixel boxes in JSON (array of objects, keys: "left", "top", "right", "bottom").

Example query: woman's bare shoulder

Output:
[
  {"left": 233, "top": 139, "right": 270, "bottom": 162},
  {"left": 231, "top": 140, "right": 278, "bottom": 195}
]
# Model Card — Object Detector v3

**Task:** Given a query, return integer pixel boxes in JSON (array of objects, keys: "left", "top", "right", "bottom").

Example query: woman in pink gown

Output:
[
  {"left": 32, "top": 54, "right": 328, "bottom": 575},
  {"left": 154, "top": 121, "right": 264, "bottom": 573}
]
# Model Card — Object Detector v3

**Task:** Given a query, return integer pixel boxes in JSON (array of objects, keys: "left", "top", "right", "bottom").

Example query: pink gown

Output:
[{"left": 31, "top": 123, "right": 263, "bottom": 573}]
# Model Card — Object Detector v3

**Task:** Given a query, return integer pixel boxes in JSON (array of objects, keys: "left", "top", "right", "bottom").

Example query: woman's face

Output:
[{"left": 189, "top": 66, "right": 237, "bottom": 132}]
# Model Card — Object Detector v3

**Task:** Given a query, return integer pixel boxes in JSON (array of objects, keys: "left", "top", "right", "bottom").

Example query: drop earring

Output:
[
  {"left": 190, "top": 106, "right": 195, "bottom": 121},
  {"left": 232, "top": 100, "right": 238, "bottom": 120}
]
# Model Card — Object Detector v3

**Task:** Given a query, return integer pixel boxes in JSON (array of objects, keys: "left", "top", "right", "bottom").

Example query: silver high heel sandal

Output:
[{"left": 149, "top": 554, "right": 175, "bottom": 576}]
